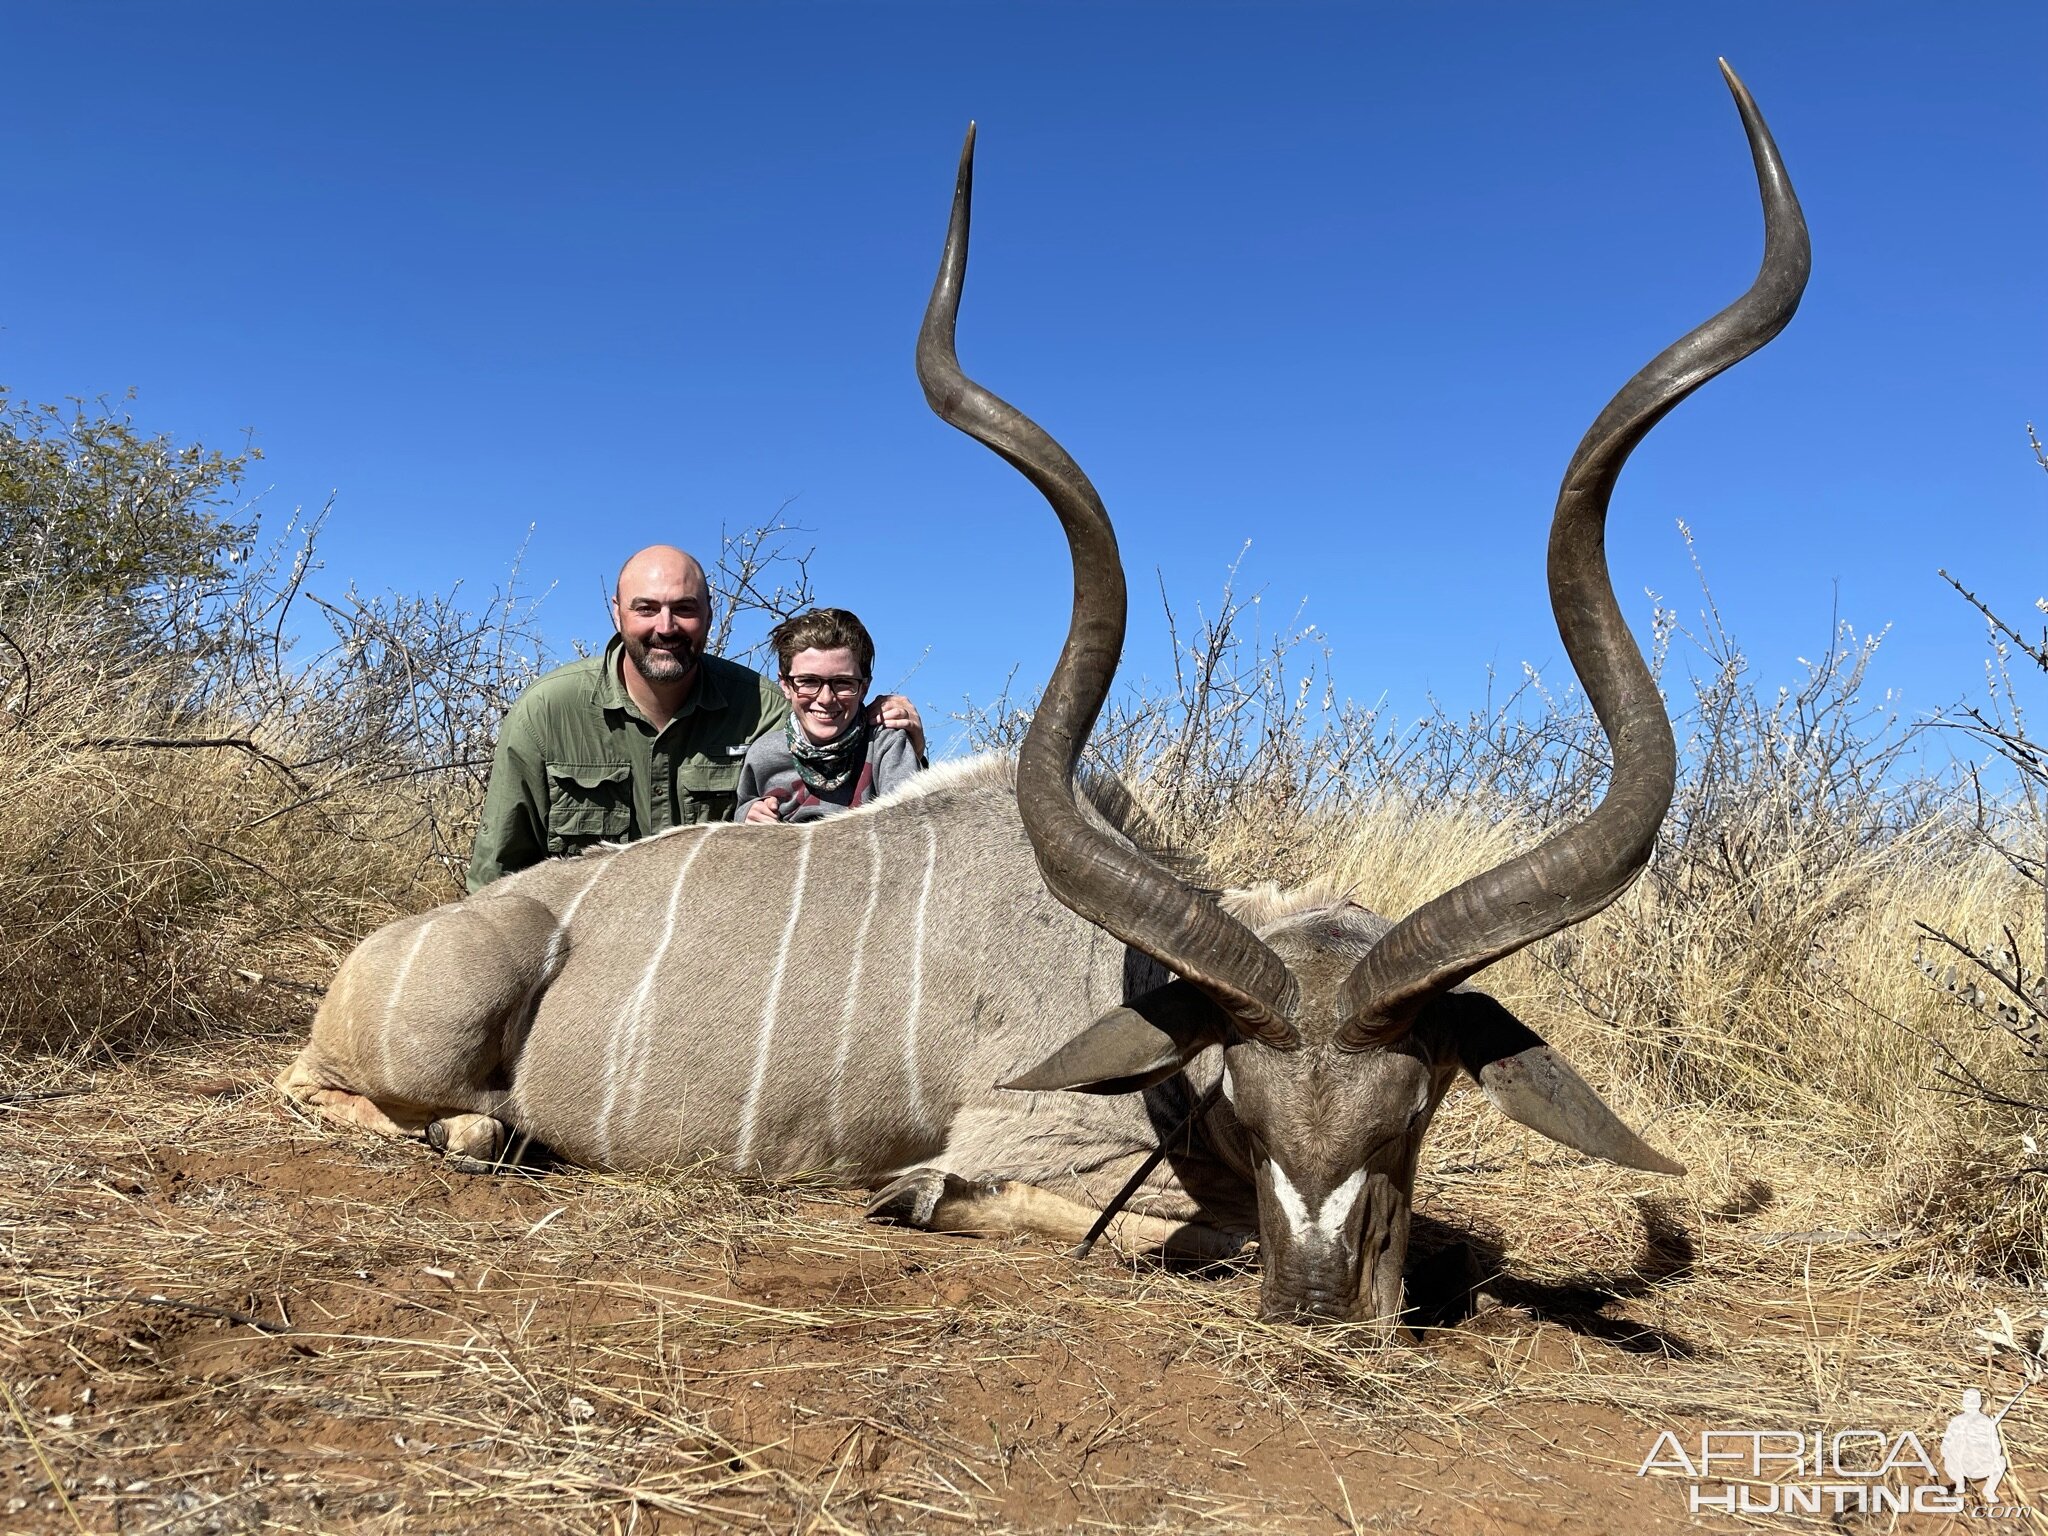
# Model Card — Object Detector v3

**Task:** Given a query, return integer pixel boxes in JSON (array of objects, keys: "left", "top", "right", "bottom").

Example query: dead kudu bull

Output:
[{"left": 281, "top": 64, "right": 1808, "bottom": 1326}]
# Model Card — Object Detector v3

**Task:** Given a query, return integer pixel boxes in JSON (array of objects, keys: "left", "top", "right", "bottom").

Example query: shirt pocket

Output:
[
  {"left": 678, "top": 760, "right": 742, "bottom": 825},
  {"left": 544, "top": 761, "right": 634, "bottom": 854}
]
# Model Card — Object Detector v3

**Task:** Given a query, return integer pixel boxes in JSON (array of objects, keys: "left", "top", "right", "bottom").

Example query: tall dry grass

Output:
[{"left": 0, "top": 605, "right": 466, "bottom": 1057}]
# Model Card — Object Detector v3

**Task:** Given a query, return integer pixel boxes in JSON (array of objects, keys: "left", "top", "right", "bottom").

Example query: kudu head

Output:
[{"left": 916, "top": 63, "right": 1809, "bottom": 1327}]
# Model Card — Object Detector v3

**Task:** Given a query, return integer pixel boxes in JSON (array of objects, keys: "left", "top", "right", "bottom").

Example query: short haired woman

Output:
[{"left": 736, "top": 608, "right": 925, "bottom": 825}]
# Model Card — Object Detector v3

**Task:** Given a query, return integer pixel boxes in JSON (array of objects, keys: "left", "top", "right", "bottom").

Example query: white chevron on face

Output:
[{"left": 1267, "top": 1162, "right": 1370, "bottom": 1248}]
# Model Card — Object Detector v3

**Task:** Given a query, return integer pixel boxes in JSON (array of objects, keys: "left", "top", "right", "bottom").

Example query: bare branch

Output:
[
  {"left": 710, "top": 507, "right": 817, "bottom": 665},
  {"left": 0, "top": 622, "right": 31, "bottom": 728},
  {"left": 1939, "top": 566, "right": 2048, "bottom": 674},
  {"left": 65, "top": 734, "right": 304, "bottom": 785}
]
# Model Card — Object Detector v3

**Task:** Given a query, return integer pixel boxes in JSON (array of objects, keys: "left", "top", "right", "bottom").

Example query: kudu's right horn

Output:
[
  {"left": 1335, "top": 60, "right": 1810, "bottom": 1048},
  {"left": 915, "top": 124, "right": 1301, "bottom": 1046}
]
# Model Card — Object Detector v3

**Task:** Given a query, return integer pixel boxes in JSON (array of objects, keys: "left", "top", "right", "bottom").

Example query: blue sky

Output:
[{"left": 6, "top": 4, "right": 2043, "bottom": 754}]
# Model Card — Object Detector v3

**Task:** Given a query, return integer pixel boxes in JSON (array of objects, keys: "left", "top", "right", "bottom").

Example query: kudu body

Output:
[
  {"left": 285, "top": 759, "right": 1264, "bottom": 1256},
  {"left": 282, "top": 63, "right": 1808, "bottom": 1324}
]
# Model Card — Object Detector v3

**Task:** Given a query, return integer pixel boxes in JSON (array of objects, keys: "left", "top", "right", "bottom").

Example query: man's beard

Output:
[{"left": 624, "top": 633, "right": 700, "bottom": 685}]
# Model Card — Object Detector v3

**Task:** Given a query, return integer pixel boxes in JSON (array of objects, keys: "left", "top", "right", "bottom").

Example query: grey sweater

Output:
[{"left": 735, "top": 726, "right": 922, "bottom": 824}]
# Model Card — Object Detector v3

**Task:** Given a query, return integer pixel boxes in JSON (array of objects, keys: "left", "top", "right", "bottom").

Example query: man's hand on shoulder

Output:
[{"left": 868, "top": 695, "right": 925, "bottom": 762}]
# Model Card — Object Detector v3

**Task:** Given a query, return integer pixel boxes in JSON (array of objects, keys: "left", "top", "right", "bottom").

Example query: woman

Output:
[{"left": 736, "top": 608, "right": 923, "bottom": 824}]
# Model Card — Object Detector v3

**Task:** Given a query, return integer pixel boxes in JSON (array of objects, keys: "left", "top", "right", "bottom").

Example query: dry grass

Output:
[
  {"left": 4, "top": 1038, "right": 2045, "bottom": 1532},
  {"left": 0, "top": 610, "right": 463, "bottom": 1059}
]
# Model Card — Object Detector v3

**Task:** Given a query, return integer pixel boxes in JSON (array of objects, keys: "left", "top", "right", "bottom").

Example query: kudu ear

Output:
[
  {"left": 1426, "top": 991, "right": 1686, "bottom": 1176},
  {"left": 998, "top": 980, "right": 1226, "bottom": 1096}
]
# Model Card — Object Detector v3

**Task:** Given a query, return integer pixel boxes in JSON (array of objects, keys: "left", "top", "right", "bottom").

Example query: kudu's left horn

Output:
[
  {"left": 1335, "top": 60, "right": 1811, "bottom": 1048},
  {"left": 915, "top": 125, "right": 1300, "bottom": 1046}
]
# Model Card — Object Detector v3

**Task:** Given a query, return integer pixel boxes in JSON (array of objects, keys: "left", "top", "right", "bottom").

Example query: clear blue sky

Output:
[{"left": 7, "top": 4, "right": 2043, "bottom": 753}]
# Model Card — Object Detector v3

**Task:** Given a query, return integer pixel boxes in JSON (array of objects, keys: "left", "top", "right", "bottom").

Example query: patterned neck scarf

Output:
[{"left": 785, "top": 708, "right": 870, "bottom": 793}]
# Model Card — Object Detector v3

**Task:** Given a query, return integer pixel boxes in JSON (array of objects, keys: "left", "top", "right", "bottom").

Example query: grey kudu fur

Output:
[{"left": 281, "top": 64, "right": 1808, "bottom": 1326}]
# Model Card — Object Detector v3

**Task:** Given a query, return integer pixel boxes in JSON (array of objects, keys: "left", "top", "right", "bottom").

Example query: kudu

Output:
[{"left": 280, "top": 62, "right": 1808, "bottom": 1326}]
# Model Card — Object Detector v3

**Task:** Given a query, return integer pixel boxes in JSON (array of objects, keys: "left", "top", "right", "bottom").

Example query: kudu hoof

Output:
[
  {"left": 865, "top": 1168, "right": 950, "bottom": 1227},
  {"left": 425, "top": 1113, "right": 512, "bottom": 1174}
]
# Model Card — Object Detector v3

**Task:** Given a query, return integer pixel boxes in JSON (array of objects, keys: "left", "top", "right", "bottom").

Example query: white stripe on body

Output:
[
  {"left": 377, "top": 918, "right": 436, "bottom": 1081},
  {"left": 899, "top": 822, "right": 938, "bottom": 1130},
  {"left": 537, "top": 862, "right": 609, "bottom": 985},
  {"left": 538, "top": 924, "right": 567, "bottom": 984},
  {"left": 828, "top": 819, "right": 884, "bottom": 1159},
  {"left": 558, "top": 860, "right": 610, "bottom": 928},
  {"left": 734, "top": 834, "right": 814, "bottom": 1171},
  {"left": 1268, "top": 1163, "right": 1371, "bottom": 1248},
  {"left": 595, "top": 829, "right": 717, "bottom": 1165}
]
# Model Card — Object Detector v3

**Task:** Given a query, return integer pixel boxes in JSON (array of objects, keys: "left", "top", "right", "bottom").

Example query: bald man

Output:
[{"left": 467, "top": 545, "right": 921, "bottom": 890}]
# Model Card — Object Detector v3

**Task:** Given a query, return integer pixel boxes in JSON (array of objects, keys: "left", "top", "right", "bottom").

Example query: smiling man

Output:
[{"left": 466, "top": 545, "right": 922, "bottom": 890}]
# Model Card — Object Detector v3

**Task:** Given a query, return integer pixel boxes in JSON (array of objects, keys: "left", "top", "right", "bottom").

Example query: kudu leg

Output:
[
  {"left": 278, "top": 894, "right": 563, "bottom": 1160},
  {"left": 275, "top": 1058, "right": 425, "bottom": 1138},
  {"left": 278, "top": 1065, "right": 518, "bottom": 1174},
  {"left": 866, "top": 1168, "right": 1247, "bottom": 1264}
]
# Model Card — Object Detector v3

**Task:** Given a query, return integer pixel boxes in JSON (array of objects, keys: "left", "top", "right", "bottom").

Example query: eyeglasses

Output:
[{"left": 785, "top": 674, "right": 867, "bottom": 699}]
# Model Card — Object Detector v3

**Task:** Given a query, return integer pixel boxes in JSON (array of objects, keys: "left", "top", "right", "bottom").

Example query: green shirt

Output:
[{"left": 466, "top": 637, "right": 789, "bottom": 891}]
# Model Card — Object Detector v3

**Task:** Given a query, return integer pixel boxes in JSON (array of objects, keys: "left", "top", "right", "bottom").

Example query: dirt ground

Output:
[{"left": 2, "top": 1042, "right": 2042, "bottom": 1534}]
